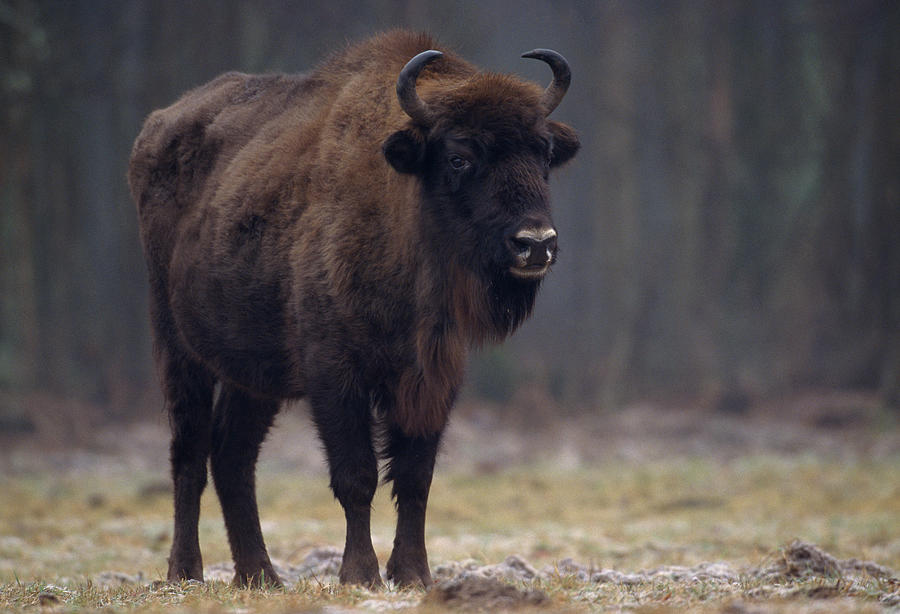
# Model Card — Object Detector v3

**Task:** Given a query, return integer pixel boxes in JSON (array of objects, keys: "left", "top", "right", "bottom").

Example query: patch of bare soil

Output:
[{"left": 425, "top": 575, "right": 548, "bottom": 610}]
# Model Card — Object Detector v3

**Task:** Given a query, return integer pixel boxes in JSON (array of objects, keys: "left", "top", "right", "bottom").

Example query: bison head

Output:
[{"left": 383, "top": 49, "right": 579, "bottom": 284}]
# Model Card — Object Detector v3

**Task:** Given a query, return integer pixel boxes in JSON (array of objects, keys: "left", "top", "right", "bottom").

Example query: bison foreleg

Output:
[
  {"left": 383, "top": 426, "right": 442, "bottom": 588},
  {"left": 164, "top": 354, "right": 215, "bottom": 583},
  {"left": 210, "top": 385, "right": 282, "bottom": 588},
  {"left": 311, "top": 390, "right": 382, "bottom": 588}
]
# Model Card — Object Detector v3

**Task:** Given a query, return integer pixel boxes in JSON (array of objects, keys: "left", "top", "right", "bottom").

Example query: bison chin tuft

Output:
[{"left": 483, "top": 270, "right": 543, "bottom": 341}]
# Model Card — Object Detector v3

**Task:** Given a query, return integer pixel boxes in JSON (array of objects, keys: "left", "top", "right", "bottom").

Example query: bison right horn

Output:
[
  {"left": 397, "top": 49, "right": 443, "bottom": 126},
  {"left": 521, "top": 49, "right": 571, "bottom": 115}
]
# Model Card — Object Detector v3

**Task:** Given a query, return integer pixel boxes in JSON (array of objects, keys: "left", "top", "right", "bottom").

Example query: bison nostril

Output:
[{"left": 510, "top": 237, "right": 533, "bottom": 254}]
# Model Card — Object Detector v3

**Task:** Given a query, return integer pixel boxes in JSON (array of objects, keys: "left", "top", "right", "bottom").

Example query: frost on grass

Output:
[
  {"left": 548, "top": 558, "right": 740, "bottom": 585},
  {"left": 433, "top": 555, "right": 540, "bottom": 583},
  {"left": 429, "top": 541, "right": 896, "bottom": 590}
]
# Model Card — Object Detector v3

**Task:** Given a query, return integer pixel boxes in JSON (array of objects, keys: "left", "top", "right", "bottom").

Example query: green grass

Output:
[{"left": 1, "top": 454, "right": 898, "bottom": 612}]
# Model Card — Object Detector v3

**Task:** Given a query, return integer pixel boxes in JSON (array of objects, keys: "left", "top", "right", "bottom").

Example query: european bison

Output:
[{"left": 128, "top": 30, "right": 578, "bottom": 588}]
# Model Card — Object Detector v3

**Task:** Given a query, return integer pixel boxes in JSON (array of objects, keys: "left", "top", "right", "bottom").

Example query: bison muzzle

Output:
[{"left": 128, "top": 30, "right": 578, "bottom": 589}]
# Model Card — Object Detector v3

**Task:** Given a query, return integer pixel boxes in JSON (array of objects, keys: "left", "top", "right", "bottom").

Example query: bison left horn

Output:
[
  {"left": 397, "top": 49, "right": 443, "bottom": 126},
  {"left": 521, "top": 49, "right": 571, "bottom": 115}
]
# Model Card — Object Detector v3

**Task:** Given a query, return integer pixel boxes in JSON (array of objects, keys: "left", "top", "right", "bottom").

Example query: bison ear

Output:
[
  {"left": 383, "top": 129, "right": 425, "bottom": 174},
  {"left": 548, "top": 120, "right": 580, "bottom": 168}
]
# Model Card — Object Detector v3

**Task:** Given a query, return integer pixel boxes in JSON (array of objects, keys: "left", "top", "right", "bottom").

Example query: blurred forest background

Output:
[{"left": 1, "top": 0, "right": 898, "bottom": 428}]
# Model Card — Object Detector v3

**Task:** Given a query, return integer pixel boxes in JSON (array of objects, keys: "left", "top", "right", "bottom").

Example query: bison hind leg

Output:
[
  {"left": 163, "top": 352, "right": 215, "bottom": 583},
  {"left": 210, "top": 385, "right": 282, "bottom": 588}
]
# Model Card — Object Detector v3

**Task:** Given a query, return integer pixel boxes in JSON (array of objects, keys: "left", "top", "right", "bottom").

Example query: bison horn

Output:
[
  {"left": 397, "top": 49, "right": 443, "bottom": 125},
  {"left": 521, "top": 49, "right": 571, "bottom": 115}
]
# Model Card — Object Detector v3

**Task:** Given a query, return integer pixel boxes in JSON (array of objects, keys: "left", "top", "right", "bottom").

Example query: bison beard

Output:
[{"left": 128, "top": 30, "right": 578, "bottom": 589}]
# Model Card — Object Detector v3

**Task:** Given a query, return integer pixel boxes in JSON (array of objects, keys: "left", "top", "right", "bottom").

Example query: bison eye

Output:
[{"left": 448, "top": 154, "right": 471, "bottom": 171}]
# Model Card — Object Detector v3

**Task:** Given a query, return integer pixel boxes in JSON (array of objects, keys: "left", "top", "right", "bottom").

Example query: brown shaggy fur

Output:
[{"left": 129, "top": 30, "right": 577, "bottom": 589}]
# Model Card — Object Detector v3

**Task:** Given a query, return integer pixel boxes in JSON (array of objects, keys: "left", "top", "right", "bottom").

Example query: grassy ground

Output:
[
  {"left": 1, "top": 452, "right": 898, "bottom": 611},
  {"left": 1, "top": 397, "right": 898, "bottom": 611}
]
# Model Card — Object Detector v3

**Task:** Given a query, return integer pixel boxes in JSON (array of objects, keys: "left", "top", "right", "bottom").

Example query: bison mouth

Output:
[{"left": 509, "top": 262, "right": 551, "bottom": 280}]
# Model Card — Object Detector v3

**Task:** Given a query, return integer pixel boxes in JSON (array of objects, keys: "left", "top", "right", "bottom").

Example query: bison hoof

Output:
[
  {"left": 167, "top": 556, "right": 204, "bottom": 584},
  {"left": 386, "top": 554, "right": 432, "bottom": 588},
  {"left": 339, "top": 553, "right": 383, "bottom": 589}
]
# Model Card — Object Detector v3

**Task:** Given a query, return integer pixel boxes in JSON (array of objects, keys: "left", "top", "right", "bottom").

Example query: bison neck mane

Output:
[{"left": 392, "top": 251, "right": 540, "bottom": 436}]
